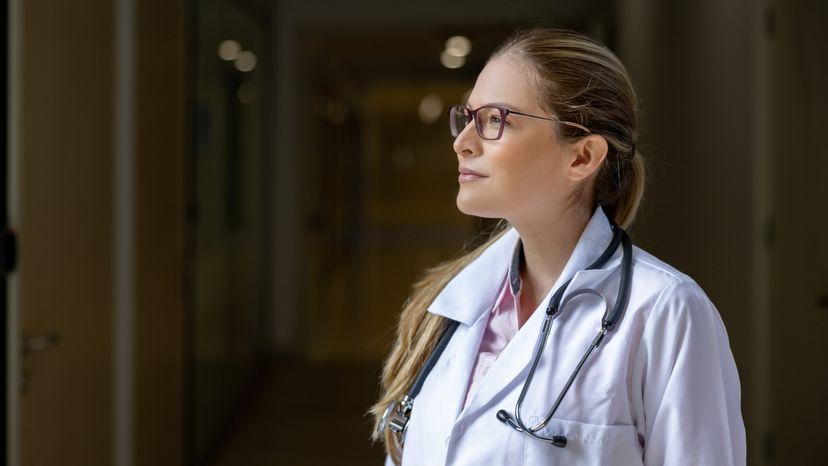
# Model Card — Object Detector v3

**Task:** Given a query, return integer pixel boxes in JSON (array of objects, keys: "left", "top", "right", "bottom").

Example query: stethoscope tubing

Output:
[
  {"left": 501, "top": 226, "right": 633, "bottom": 445},
  {"left": 513, "top": 289, "right": 610, "bottom": 434}
]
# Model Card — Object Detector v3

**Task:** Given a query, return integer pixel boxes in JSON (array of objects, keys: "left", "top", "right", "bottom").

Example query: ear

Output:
[{"left": 566, "top": 135, "right": 608, "bottom": 182}]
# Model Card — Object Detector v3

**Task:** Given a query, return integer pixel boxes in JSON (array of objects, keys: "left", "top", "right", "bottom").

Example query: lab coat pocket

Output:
[{"left": 523, "top": 418, "right": 642, "bottom": 466}]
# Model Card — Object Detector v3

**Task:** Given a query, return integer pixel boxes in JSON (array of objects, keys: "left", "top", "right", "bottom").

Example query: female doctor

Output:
[{"left": 370, "top": 25, "right": 745, "bottom": 466}]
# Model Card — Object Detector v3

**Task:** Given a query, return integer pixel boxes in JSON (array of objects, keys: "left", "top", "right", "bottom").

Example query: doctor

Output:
[{"left": 370, "top": 25, "right": 745, "bottom": 466}]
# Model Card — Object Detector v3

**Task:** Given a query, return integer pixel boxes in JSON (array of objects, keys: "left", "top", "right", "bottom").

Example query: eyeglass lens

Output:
[{"left": 449, "top": 105, "right": 506, "bottom": 140}]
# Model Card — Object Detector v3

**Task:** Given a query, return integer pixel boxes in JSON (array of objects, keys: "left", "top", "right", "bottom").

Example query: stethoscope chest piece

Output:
[
  {"left": 378, "top": 395, "right": 414, "bottom": 443},
  {"left": 378, "top": 320, "right": 460, "bottom": 445}
]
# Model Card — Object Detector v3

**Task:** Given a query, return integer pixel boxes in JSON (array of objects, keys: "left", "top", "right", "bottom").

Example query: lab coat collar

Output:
[
  {"left": 427, "top": 228, "right": 520, "bottom": 326},
  {"left": 553, "top": 206, "right": 617, "bottom": 293},
  {"left": 427, "top": 207, "right": 617, "bottom": 326}
]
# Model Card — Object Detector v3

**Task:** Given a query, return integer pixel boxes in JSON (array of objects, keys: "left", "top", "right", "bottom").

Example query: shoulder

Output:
[
  {"left": 629, "top": 246, "right": 691, "bottom": 288},
  {"left": 626, "top": 246, "right": 723, "bottom": 330},
  {"left": 623, "top": 246, "right": 735, "bottom": 376},
  {"left": 625, "top": 248, "right": 740, "bottom": 405}
]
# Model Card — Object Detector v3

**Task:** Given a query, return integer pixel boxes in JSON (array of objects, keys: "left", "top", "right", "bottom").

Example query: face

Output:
[{"left": 453, "top": 55, "right": 577, "bottom": 224}]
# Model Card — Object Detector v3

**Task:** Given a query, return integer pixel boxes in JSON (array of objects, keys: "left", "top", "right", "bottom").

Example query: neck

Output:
[{"left": 512, "top": 205, "right": 593, "bottom": 322}]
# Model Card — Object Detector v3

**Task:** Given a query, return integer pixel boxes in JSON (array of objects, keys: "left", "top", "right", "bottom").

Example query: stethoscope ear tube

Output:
[{"left": 602, "top": 230, "right": 632, "bottom": 331}]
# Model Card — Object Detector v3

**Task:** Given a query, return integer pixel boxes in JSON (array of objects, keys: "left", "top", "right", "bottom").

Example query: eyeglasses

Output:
[{"left": 449, "top": 104, "right": 592, "bottom": 140}]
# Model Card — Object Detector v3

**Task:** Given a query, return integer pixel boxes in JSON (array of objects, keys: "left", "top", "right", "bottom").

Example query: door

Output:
[{"left": 10, "top": 1, "right": 115, "bottom": 465}]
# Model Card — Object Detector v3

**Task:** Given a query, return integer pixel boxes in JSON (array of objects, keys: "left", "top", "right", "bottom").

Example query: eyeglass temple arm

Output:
[{"left": 507, "top": 109, "right": 592, "bottom": 134}]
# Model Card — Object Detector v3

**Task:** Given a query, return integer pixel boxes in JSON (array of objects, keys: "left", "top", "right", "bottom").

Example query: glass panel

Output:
[{"left": 189, "top": 0, "right": 269, "bottom": 462}]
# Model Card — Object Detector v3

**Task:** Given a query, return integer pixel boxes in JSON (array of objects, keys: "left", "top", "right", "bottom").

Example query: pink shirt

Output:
[{"left": 462, "top": 248, "right": 524, "bottom": 408}]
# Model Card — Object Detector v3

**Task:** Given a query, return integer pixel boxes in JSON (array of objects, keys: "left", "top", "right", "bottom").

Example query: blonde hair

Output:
[{"left": 369, "top": 25, "right": 645, "bottom": 464}]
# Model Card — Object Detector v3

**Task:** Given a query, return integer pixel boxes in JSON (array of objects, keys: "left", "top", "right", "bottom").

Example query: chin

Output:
[{"left": 456, "top": 193, "right": 500, "bottom": 219}]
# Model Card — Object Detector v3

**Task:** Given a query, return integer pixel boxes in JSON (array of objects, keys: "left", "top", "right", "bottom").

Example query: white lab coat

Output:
[{"left": 387, "top": 208, "right": 746, "bottom": 466}]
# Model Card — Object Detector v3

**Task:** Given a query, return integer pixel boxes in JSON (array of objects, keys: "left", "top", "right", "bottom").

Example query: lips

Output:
[
  {"left": 458, "top": 166, "right": 486, "bottom": 177},
  {"left": 458, "top": 166, "right": 487, "bottom": 183}
]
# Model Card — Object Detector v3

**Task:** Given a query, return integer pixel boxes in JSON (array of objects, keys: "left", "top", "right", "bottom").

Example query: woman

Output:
[{"left": 370, "top": 25, "right": 745, "bottom": 466}]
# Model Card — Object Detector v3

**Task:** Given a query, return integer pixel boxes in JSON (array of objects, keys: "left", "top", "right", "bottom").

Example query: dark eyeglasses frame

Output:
[{"left": 449, "top": 104, "right": 592, "bottom": 141}]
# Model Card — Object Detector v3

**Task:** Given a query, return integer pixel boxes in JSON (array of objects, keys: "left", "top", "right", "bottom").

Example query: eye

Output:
[{"left": 486, "top": 114, "right": 502, "bottom": 126}]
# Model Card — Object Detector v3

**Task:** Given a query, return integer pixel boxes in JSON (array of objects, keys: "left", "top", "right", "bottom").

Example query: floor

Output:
[{"left": 208, "top": 360, "right": 388, "bottom": 466}]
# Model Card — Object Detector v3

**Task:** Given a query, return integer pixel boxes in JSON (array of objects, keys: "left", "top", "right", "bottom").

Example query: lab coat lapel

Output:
[
  {"left": 458, "top": 295, "right": 545, "bottom": 420},
  {"left": 459, "top": 208, "right": 622, "bottom": 419},
  {"left": 428, "top": 228, "right": 520, "bottom": 325},
  {"left": 423, "top": 228, "right": 519, "bottom": 427},
  {"left": 428, "top": 308, "right": 492, "bottom": 431}
]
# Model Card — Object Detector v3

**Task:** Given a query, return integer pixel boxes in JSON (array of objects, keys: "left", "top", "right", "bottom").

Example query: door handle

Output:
[
  {"left": 19, "top": 333, "right": 60, "bottom": 394},
  {"left": 21, "top": 333, "right": 59, "bottom": 355}
]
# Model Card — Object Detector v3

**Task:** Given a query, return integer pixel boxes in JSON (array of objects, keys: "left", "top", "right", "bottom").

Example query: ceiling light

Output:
[
  {"left": 445, "top": 36, "right": 471, "bottom": 57},
  {"left": 418, "top": 95, "right": 444, "bottom": 123},
  {"left": 234, "top": 51, "right": 257, "bottom": 72},
  {"left": 217, "top": 40, "right": 241, "bottom": 61},
  {"left": 440, "top": 50, "right": 465, "bottom": 69}
]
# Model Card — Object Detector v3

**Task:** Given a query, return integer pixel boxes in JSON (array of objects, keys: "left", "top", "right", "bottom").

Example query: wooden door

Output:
[{"left": 13, "top": 1, "right": 115, "bottom": 465}]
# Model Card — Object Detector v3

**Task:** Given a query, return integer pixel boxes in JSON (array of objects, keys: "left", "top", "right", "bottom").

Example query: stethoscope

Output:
[{"left": 378, "top": 221, "right": 633, "bottom": 449}]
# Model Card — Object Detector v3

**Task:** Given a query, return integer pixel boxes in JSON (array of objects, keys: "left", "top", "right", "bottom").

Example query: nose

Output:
[{"left": 452, "top": 120, "right": 481, "bottom": 159}]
